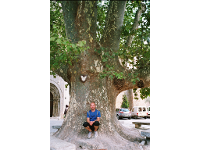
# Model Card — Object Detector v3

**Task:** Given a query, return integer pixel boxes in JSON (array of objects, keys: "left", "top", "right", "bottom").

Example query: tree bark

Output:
[
  {"left": 126, "top": 89, "right": 134, "bottom": 110},
  {"left": 54, "top": 74, "right": 144, "bottom": 149},
  {"left": 100, "top": 1, "right": 126, "bottom": 50},
  {"left": 126, "top": 3, "right": 146, "bottom": 47},
  {"left": 52, "top": 1, "right": 149, "bottom": 149}
]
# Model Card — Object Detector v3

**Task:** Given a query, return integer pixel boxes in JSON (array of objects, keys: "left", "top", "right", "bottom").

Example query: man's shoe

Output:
[
  {"left": 94, "top": 131, "right": 98, "bottom": 138},
  {"left": 88, "top": 131, "right": 92, "bottom": 138}
]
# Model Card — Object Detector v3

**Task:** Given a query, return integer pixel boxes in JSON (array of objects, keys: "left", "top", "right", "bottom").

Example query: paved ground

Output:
[
  {"left": 50, "top": 135, "right": 76, "bottom": 150},
  {"left": 119, "top": 117, "right": 150, "bottom": 133},
  {"left": 118, "top": 117, "right": 150, "bottom": 148},
  {"left": 50, "top": 118, "right": 64, "bottom": 136},
  {"left": 50, "top": 117, "right": 150, "bottom": 149}
]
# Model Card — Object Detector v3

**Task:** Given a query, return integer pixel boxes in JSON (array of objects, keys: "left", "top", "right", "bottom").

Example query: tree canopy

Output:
[{"left": 50, "top": 0, "right": 150, "bottom": 98}]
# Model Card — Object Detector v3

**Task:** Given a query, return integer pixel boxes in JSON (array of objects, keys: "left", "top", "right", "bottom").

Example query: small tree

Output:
[{"left": 121, "top": 95, "right": 129, "bottom": 108}]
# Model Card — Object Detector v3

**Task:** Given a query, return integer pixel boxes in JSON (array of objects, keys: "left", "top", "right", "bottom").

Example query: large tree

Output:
[{"left": 50, "top": 1, "right": 150, "bottom": 149}]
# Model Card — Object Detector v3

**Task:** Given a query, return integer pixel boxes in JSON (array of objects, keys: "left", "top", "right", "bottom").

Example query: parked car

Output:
[
  {"left": 131, "top": 106, "right": 148, "bottom": 119},
  {"left": 116, "top": 108, "right": 131, "bottom": 120}
]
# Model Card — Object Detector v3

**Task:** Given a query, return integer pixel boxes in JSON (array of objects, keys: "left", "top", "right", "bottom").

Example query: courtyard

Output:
[{"left": 50, "top": 117, "right": 150, "bottom": 150}]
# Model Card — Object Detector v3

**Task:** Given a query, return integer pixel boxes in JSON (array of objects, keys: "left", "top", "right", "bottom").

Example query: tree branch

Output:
[
  {"left": 126, "top": 3, "right": 146, "bottom": 47},
  {"left": 61, "top": 1, "right": 79, "bottom": 43},
  {"left": 100, "top": 1, "right": 126, "bottom": 51},
  {"left": 113, "top": 69, "right": 150, "bottom": 95},
  {"left": 112, "top": 3, "right": 149, "bottom": 93},
  {"left": 62, "top": 1, "right": 97, "bottom": 45}
]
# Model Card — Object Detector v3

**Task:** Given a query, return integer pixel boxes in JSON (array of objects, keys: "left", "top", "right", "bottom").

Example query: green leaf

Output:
[
  {"left": 106, "top": 64, "right": 110, "bottom": 68},
  {"left": 105, "top": 52, "right": 109, "bottom": 56},
  {"left": 77, "top": 41, "right": 84, "bottom": 47},
  {"left": 68, "top": 61, "right": 72, "bottom": 66},
  {"left": 102, "top": 58, "right": 107, "bottom": 62},
  {"left": 131, "top": 79, "right": 136, "bottom": 84},
  {"left": 50, "top": 37, "right": 56, "bottom": 41},
  {"left": 136, "top": 77, "right": 140, "bottom": 81},
  {"left": 109, "top": 75, "right": 114, "bottom": 80},
  {"left": 56, "top": 39, "right": 62, "bottom": 44},
  {"left": 71, "top": 44, "right": 76, "bottom": 49}
]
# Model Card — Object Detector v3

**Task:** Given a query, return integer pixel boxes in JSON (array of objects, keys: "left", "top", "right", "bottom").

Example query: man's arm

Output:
[
  {"left": 96, "top": 110, "right": 101, "bottom": 122},
  {"left": 88, "top": 117, "right": 94, "bottom": 126},
  {"left": 96, "top": 117, "right": 100, "bottom": 122},
  {"left": 93, "top": 117, "right": 100, "bottom": 123},
  {"left": 89, "top": 117, "right": 100, "bottom": 126},
  {"left": 88, "top": 117, "right": 100, "bottom": 125},
  {"left": 87, "top": 117, "right": 90, "bottom": 124}
]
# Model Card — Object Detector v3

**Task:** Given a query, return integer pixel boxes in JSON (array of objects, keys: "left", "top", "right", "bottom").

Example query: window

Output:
[
  {"left": 121, "top": 109, "right": 129, "bottom": 112},
  {"left": 143, "top": 107, "right": 146, "bottom": 112},
  {"left": 132, "top": 108, "right": 134, "bottom": 112},
  {"left": 139, "top": 107, "right": 142, "bottom": 112}
]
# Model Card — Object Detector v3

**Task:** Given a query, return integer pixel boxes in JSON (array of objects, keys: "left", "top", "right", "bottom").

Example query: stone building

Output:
[
  {"left": 116, "top": 89, "right": 150, "bottom": 109},
  {"left": 50, "top": 75, "right": 70, "bottom": 119}
]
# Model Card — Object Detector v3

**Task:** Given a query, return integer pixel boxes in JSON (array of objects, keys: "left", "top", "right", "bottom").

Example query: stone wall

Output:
[
  {"left": 50, "top": 75, "right": 70, "bottom": 119},
  {"left": 116, "top": 88, "right": 150, "bottom": 109}
]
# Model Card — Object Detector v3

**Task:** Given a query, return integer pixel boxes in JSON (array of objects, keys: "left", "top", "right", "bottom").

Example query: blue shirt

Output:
[{"left": 87, "top": 109, "right": 101, "bottom": 121}]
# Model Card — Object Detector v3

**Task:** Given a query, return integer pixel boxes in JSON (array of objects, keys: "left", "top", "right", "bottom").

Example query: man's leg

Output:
[
  {"left": 93, "top": 121, "right": 100, "bottom": 131},
  {"left": 85, "top": 126, "right": 92, "bottom": 132},
  {"left": 83, "top": 122, "right": 92, "bottom": 138},
  {"left": 93, "top": 121, "right": 100, "bottom": 137},
  {"left": 83, "top": 122, "right": 92, "bottom": 131},
  {"left": 94, "top": 125, "right": 99, "bottom": 131}
]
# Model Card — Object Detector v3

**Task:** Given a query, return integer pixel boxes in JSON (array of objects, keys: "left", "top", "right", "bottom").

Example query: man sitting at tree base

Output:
[{"left": 83, "top": 102, "right": 101, "bottom": 138}]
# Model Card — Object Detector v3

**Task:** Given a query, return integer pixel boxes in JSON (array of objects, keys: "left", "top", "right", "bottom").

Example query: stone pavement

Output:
[
  {"left": 50, "top": 118, "right": 64, "bottom": 136},
  {"left": 50, "top": 118, "right": 150, "bottom": 150},
  {"left": 50, "top": 135, "right": 76, "bottom": 150},
  {"left": 119, "top": 118, "right": 150, "bottom": 150},
  {"left": 50, "top": 118, "right": 76, "bottom": 150},
  {"left": 118, "top": 118, "right": 150, "bottom": 133}
]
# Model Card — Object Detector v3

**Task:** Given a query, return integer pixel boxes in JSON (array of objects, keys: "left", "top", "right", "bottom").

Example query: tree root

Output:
[
  {"left": 74, "top": 133, "right": 142, "bottom": 150},
  {"left": 113, "top": 118, "right": 145, "bottom": 142},
  {"left": 54, "top": 128, "right": 145, "bottom": 150},
  {"left": 53, "top": 118, "right": 146, "bottom": 149}
]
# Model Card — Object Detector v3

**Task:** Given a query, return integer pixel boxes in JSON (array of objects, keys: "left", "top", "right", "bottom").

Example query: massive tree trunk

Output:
[
  {"left": 52, "top": 1, "right": 149, "bottom": 149},
  {"left": 55, "top": 73, "right": 143, "bottom": 149}
]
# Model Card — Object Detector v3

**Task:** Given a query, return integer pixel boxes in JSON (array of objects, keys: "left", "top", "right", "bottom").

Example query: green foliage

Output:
[
  {"left": 65, "top": 83, "right": 69, "bottom": 88},
  {"left": 50, "top": 1, "right": 150, "bottom": 98},
  {"left": 121, "top": 95, "right": 129, "bottom": 108},
  {"left": 119, "top": 1, "right": 150, "bottom": 76},
  {"left": 140, "top": 87, "right": 150, "bottom": 99},
  {"left": 50, "top": 1, "right": 89, "bottom": 73},
  {"left": 133, "top": 89, "right": 139, "bottom": 100},
  {"left": 96, "top": 1, "right": 109, "bottom": 42},
  {"left": 120, "top": 1, "right": 150, "bottom": 99},
  {"left": 96, "top": 1, "right": 150, "bottom": 90}
]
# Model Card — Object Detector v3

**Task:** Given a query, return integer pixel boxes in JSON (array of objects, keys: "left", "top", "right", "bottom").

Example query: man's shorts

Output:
[{"left": 83, "top": 121, "right": 100, "bottom": 131}]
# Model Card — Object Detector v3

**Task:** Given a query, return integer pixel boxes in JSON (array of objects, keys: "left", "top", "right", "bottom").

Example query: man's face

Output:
[{"left": 90, "top": 103, "right": 96, "bottom": 110}]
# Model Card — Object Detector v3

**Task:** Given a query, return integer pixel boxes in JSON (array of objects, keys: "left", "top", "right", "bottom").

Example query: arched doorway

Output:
[
  {"left": 50, "top": 92, "right": 53, "bottom": 117},
  {"left": 50, "top": 83, "right": 60, "bottom": 117}
]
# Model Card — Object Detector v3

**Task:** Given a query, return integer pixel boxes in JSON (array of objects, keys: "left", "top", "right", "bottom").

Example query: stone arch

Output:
[{"left": 50, "top": 83, "right": 61, "bottom": 117}]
